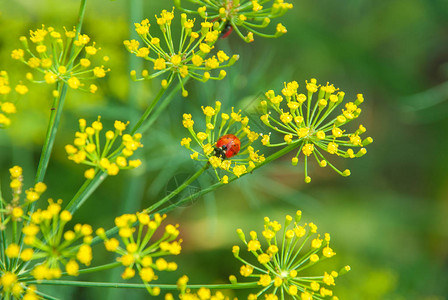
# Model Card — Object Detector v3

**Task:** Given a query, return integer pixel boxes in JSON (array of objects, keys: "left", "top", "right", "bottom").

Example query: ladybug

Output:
[
  {"left": 214, "top": 134, "right": 241, "bottom": 159},
  {"left": 212, "top": 18, "right": 234, "bottom": 39},
  {"left": 220, "top": 22, "right": 233, "bottom": 39}
]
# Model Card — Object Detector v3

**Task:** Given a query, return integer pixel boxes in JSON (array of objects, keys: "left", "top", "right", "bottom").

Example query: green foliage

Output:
[{"left": 0, "top": 0, "right": 446, "bottom": 299}]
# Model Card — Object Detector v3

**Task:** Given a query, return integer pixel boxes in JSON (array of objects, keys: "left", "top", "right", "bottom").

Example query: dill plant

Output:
[{"left": 0, "top": 0, "right": 372, "bottom": 299}]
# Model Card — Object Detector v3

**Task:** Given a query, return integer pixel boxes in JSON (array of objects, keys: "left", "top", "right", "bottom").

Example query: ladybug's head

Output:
[
  {"left": 220, "top": 22, "right": 233, "bottom": 39},
  {"left": 213, "top": 145, "right": 228, "bottom": 159}
]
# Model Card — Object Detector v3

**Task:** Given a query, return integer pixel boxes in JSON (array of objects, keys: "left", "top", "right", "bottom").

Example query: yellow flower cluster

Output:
[
  {"left": 11, "top": 25, "right": 109, "bottom": 93},
  {"left": 175, "top": 0, "right": 293, "bottom": 42},
  {"left": 65, "top": 117, "right": 143, "bottom": 179},
  {"left": 232, "top": 211, "right": 350, "bottom": 300},
  {"left": 260, "top": 79, "right": 373, "bottom": 183},
  {"left": 0, "top": 270, "right": 38, "bottom": 300},
  {"left": 18, "top": 199, "right": 94, "bottom": 280},
  {"left": 164, "top": 275, "right": 229, "bottom": 299},
  {"left": 1, "top": 200, "right": 93, "bottom": 298},
  {"left": 181, "top": 101, "right": 264, "bottom": 183},
  {"left": 0, "top": 166, "right": 50, "bottom": 299},
  {"left": 0, "top": 166, "right": 46, "bottom": 228},
  {"left": 0, "top": 71, "right": 28, "bottom": 128},
  {"left": 96, "top": 212, "right": 181, "bottom": 295},
  {"left": 124, "top": 10, "right": 239, "bottom": 97}
]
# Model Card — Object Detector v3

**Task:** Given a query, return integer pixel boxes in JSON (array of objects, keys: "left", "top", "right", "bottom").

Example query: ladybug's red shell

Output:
[
  {"left": 220, "top": 22, "right": 233, "bottom": 39},
  {"left": 215, "top": 134, "right": 241, "bottom": 158}
]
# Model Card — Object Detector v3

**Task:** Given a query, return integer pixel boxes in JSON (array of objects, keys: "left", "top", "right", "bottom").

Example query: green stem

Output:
[
  {"left": 73, "top": 262, "right": 122, "bottom": 276},
  {"left": 90, "top": 163, "right": 209, "bottom": 246},
  {"left": 130, "top": 83, "right": 171, "bottom": 135},
  {"left": 108, "top": 1, "right": 144, "bottom": 297},
  {"left": 158, "top": 142, "right": 300, "bottom": 214},
  {"left": 0, "top": 180, "right": 6, "bottom": 263},
  {"left": 19, "top": 262, "right": 121, "bottom": 282},
  {"left": 34, "top": 0, "right": 87, "bottom": 184},
  {"left": 65, "top": 171, "right": 108, "bottom": 213},
  {"left": 25, "top": 280, "right": 258, "bottom": 290},
  {"left": 144, "top": 162, "right": 209, "bottom": 213},
  {"left": 59, "top": 21, "right": 183, "bottom": 218},
  {"left": 20, "top": 82, "right": 69, "bottom": 266},
  {"left": 138, "top": 81, "right": 184, "bottom": 134},
  {"left": 90, "top": 143, "right": 298, "bottom": 246},
  {"left": 9, "top": 0, "right": 89, "bottom": 283},
  {"left": 75, "top": 0, "right": 88, "bottom": 36},
  {"left": 33, "top": 290, "right": 61, "bottom": 300},
  {"left": 34, "top": 82, "right": 67, "bottom": 183}
]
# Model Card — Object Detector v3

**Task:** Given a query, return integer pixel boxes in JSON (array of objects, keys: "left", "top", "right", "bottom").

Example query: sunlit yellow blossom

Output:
[
  {"left": 232, "top": 211, "right": 348, "bottom": 299},
  {"left": 16, "top": 200, "right": 95, "bottom": 280},
  {"left": 15, "top": 84, "right": 29, "bottom": 95},
  {"left": 68, "top": 76, "right": 81, "bottom": 89},
  {"left": 0, "top": 72, "right": 29, "bottom": 128},
  {"left": 98, "top": 211, "right": 181, "bottom": 295},
  {"left": 6, "top": 244, "right": 20, "bottom": 258},
  {"left": 175, "top": 0, "right": 292, "bottom": 42},
  {"left": 240, "top": 264, "right": 254, "bottom": 277},
  {"left": 182, "top": 101, "right": 264, "bottom": 182},
  {"left": 66, "top": 260, "right": 80, "bottom": 276},
  {"left": 66, "top": 116, "right": 142, "bottom": 177},
  {"left": 1, "top": 272, "right": 18, "bottom": 291},
  {"left": 14, "top": 25, "right": 109, "bottom": 93},
  {"left": 261, "top": 79, "right": 371, "bottom": 182},
  {"left": 126, "top": 11, "right": 238, "bottom": 96},
  {"left": 11, "top": 48, "right": 24, "bottom": 60},
  {"left": 1, "top": 167, "right": 48, "bottom": 235}
]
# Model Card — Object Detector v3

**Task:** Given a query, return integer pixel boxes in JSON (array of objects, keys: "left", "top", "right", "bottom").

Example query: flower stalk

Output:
[
  {"left": 34, "top": 81, "right": 67, "bottom": 183},
  {"left": 65, "top": 171, "right": 108, "bottom": 213},
  {"left": 23, "top": 280, "right": 258, "bottom": 290},
  {"left": 0, "top": 0, "right": 367, "bottom": 296},
  {"left": 130, "top": 79, "right": 173, "bottom": 135},
  {"left": 162, "top": 141, "right": 299, "bottom": 213},
  {"left": 33, "top": 0, "right": 89, "bottom": 184}
]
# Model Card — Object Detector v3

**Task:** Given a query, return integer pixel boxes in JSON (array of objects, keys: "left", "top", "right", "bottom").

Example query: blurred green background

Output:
[{"left": 1, "top": 0, "right": 447, "bottom": 299}]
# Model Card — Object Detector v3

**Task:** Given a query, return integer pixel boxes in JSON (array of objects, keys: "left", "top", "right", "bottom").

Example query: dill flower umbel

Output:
[
  {"left": 0, "top": 196, "right": 92, "bottom": 298},
  {"left": 0, "top": 269, "right": 38, "bottom": 300},
  {"left": 260, "top": 79, "right": 373, "bottom": 183},
  {"left": 232, "top": 211, "right": 350, "bottom": 299},
  {"left": 65, "top": 117, "right": 143, "bottom": 179},
  {"left": 96, "top": 212, "right": 181, "bottom": 296},
  {"left": 12, "top": 25, "right": 109, "bottom": 93},
  {"left": 20, "top": 199, "right": 94, "bottom": 280},
  {"left": 0, "top": 71, "right": 29, "bottom": 128},
  {"left": 0, "top": 166, "right": 47, "bottom": 298},
  {"left": 0, "top": 166, "right": 46, "bottom": 228},
  {"left": 181, "top": 101, "right": 264, "bottom": 183},
  {"left": 124, "top": 10, "right": 239, "bottom": 97},
  {"left": 175, "top": 0, "right": 293, "bottom": 42}
]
